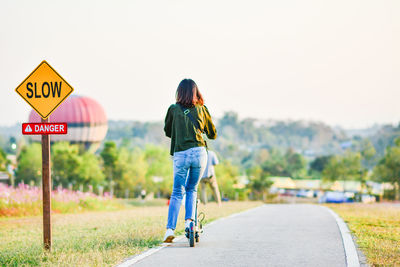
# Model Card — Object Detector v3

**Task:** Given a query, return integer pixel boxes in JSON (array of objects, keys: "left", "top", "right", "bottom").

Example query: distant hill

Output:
[
  {"left": 106, "top": 120, "right": 168, "bottom": 148},
  {"left": 369, "top": 124, "right": 400, "bottom": 155},
  {"left": 105, "top": 112, "right": 397, "bottom": 164},
  {"left": 0, "top": 124, "right": 20, "bottom": 138},
  {"left": 341, "top": 124, "right": 382, "bottom": 138},
  {"left": 212, "top": 112, "right": 348, "bottom": 163},
  {"left": 2, "top": 114, "right": 399, "bottom": 163}
]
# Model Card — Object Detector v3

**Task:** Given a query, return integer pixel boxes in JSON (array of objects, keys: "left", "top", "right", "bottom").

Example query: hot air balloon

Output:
[{"left": 28, "top": 95, "right": 108, "bottom": 151}]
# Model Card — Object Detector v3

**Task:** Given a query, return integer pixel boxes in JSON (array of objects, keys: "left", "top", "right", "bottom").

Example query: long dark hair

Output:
[{"left": 176, "top": 79, "right": 204, "bottom": 108}]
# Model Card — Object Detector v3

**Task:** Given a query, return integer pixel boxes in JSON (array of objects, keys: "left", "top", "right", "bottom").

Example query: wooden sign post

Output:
[
  {"left": 15, "top": 61, "right": 73, "bottom": 250},
  {"left": 41, "top": 117, "right": 52, "bottom": 250}
]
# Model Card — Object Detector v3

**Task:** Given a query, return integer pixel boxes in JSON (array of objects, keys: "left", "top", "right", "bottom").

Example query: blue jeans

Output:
[{"left": 166, "top": 147, "right": 208, "bottom": 230}]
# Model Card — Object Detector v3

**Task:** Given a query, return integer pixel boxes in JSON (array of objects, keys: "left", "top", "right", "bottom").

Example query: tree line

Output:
[
  {"left": 2, "top": 111, "right": 400, "bottom": 200},
  {"left": 8, "top": 141, "right": 239, "bottom": 199},
  {"left": 7, "top": 136, "right": 399, "bottom": 200}
]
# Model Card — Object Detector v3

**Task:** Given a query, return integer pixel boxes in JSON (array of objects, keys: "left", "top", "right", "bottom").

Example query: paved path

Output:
[{"left": 132, "top": 204, "right": 347, "bottom": 267}]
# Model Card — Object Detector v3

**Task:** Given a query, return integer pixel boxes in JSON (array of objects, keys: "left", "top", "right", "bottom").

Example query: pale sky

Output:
[{"left": 1, "top": 0, "right": 399, "bottom": 128}]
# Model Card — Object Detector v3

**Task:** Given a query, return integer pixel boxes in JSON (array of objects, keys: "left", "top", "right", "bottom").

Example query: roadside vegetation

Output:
[
  {"left": 1, "top": 113, "right": 400, "bottom": 265},
  {"left": 329, "top": 204, "right": 400, "bottom": 266},
  {"left": 0, "top": 183, "right": 125, "bottom": 217},
  {"left": 2, "top": 113, "right": 400, "bottom": 204},
  {"left": 3, "top": 117, "right": 400, "bottom": 204},
  {"left": 0, "top": 201, "right": 261, "bottom": 266}
]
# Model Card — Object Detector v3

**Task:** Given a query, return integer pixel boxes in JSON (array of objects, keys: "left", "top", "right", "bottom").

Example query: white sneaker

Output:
[{"left": 163, "top": 229, "right": 175, "bottom": 243}]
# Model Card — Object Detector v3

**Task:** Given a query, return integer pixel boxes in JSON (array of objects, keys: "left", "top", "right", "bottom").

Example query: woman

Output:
[{"left": 163, "top": 79, "right": 217, "bottom": 242}]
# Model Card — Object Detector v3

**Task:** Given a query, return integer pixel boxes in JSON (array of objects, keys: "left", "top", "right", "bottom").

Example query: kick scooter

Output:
[{"left": 185, "top": 199, "right": 205, "bottom": 247}]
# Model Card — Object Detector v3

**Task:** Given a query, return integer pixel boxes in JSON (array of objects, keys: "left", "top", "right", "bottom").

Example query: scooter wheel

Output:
[{"left": 189, "top": 222, "right": 195, "bottom": 247}]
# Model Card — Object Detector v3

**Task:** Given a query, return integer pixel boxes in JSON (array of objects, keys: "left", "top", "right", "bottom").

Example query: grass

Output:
[
  {"left": 328, "top": 203, "right": 400, "bottom": 267},
  {"left": 0, "top": 200, "right": 261, "bottom": 266}
]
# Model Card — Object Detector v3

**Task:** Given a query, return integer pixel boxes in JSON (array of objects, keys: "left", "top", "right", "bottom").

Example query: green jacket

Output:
[{"left": 164, "top": 104, "right": 217, "bottom": 155}]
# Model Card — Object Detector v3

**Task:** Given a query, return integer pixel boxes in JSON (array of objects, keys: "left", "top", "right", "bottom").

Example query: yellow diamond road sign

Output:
[{"left": 15, "top": 61, "right": 74, "bottom": 119}]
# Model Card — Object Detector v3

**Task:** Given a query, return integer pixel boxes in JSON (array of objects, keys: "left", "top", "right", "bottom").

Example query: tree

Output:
[
  {"left": 0, "top": 147, "right": 7, "bottom": 171},
  {"left": 373, "top": 138, "right": 400, "bottom": 200},
  {"left": 143, "top": 145, "right": 172, "bottom": 196},
  {"left": 310, "top": 155, "right": 333, "bottom": 173},
  {"left": 100, "top": 141, "right": 119, "bottom": 192},
  {"left": 241, "top": 149, "right": 270, "bottom": 170},
  {"left": 360, "top": 139, "right": 376, "bottom": 169},
  {"left": 15, "top": 143, "right": 42, "bottom": 185},
  {"left": 322, "top": 151, "right": 364, "bottom": 191},
  {"left": 52, "top": 142, "right": 81, "bottom": 188},
  {"left": 215, "top": 160, "right": 240, "bottom": 200},
  {"left": 309, "top": 155, "right": 333, "bottom": 178},
  {"left": 247, "top": 165, "right": 273, "bottom": 200},
  {"left": 78, "top": 152, "right": 105, "bottom": 189},
  {"left": 258, "top": 148, "right": 306, "bottom": 178},
  {"left": 261, "top": 149, "right": 287, "bottom": 177},
  {"left": 284, "top": 149, "right": 306, "bottom": 179},
  {"left": 5, "top": 137, "right": 18, "bottom": 155},
  {"left": 322, "top": 156, "right": 343, "bottom": 182},
  {"left": 114, "top": 147, "right": 148, "bottom": 197}
]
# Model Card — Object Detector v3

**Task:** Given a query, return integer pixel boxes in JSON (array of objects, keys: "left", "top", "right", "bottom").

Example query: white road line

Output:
[
  {"left": 115, "top": 205, "right": 264, "bottom": 267},
  {"left": 323, "top": 206, "right": 360, "bottom": 267},
  {"left": 117, "top": 243, "right": 170, "bottom": 267}
]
